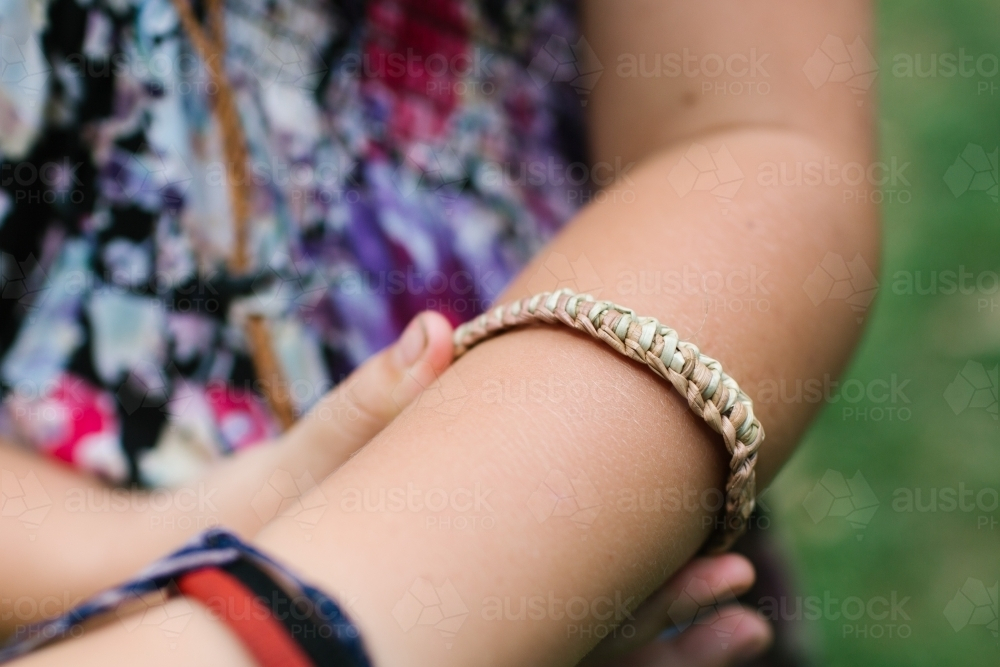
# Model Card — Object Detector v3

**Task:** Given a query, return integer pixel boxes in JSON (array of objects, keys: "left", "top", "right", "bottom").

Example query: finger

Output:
[
  {"left": 580, "top": 554, "right": 756, "bottom": 665},
  {"left": 643, "top": 554, "right": 756, "bottom": 631},
  {"left": 283, "top": 311, "right": 454, "bottom": 462},
  {"left": 388, "top": 310, "right": 455, "bottom": 412},
  {"left": 613, "top": 605, "right": 772, "bottom": 667}
]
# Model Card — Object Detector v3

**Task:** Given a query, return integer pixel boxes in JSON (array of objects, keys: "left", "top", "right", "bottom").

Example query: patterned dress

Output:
[{"left": 0, "top": 0, "right": 592, "bottom": 486}]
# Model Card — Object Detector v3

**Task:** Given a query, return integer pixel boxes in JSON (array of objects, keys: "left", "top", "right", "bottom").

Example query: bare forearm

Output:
[
  {"left": 251, "top": 130, "right": 879, "bottom": 667},
  {"left": 0, "top": 318, "right": 450, "bottom": 636},
  {"left": 14, "top": 126, "right": 877, "bottom": 666},
  {"left": 15, "top": 0, "right": 879, "bottom": 660},
  {"left": 15, "top": 135, "right": 877, "bottom": 667},
  {"left": 0, "top": 438, "right": 275, "bottom": 637}
]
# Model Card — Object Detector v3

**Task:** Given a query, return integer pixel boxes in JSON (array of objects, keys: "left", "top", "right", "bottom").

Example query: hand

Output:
[
  {"left": 161, "top": 310, "right": 458, "bottom": 537},
  {"left": 0, "top": 312, "right": 456, "bottom": 633},
  {"left": 236, "top": 310, "right": 457, "bottom": 495},
  {"left": 581, "top": 554, "right": 772, "bottom": 667}
]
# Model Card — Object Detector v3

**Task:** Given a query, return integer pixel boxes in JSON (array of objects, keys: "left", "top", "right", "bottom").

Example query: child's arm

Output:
[
  {"left": 15, "top": 128, "right": 877, "bottom": 667},
  {"left": 16, "top": 1, "right": 877, "bottom": 664},
  {"left": 0, "top": 312, "right": 454, "bottom": 635},
  {"left": 254, "top": 140, "right": 878, "bottom": 667},
  {"left": 252, "top": 2, "right": 879, "bottom": 665}
]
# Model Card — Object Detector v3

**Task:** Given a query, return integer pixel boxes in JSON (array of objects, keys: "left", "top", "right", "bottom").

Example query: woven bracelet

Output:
[{"left": 453, "top": 288, "right": 763, "bottom": 552}]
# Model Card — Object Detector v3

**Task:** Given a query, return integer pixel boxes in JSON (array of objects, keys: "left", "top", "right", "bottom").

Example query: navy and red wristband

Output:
[
  {"left": 0, "top": 529, "right": 371, "bottom": 667},
  {"left": 178, "top": 558, "right": 369, "bottom": 667}
]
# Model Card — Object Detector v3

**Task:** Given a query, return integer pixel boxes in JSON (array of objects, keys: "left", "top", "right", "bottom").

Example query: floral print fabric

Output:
[{"left": 0, "top": 0, "right": 589, "bottom": 486}]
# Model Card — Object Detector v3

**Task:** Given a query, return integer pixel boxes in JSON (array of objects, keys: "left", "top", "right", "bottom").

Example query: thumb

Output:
[{"left": 284, "top": 311, "right": 454, "bottom": 460}]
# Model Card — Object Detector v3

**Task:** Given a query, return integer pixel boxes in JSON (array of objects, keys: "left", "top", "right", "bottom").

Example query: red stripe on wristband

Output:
[{"left": 177, "top": 567, "right": 313, "bottom": 667}]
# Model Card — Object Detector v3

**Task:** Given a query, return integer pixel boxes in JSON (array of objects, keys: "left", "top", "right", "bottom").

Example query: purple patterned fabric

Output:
[{"left": 0, "top": 0, "right": 590, "bottom": 486}]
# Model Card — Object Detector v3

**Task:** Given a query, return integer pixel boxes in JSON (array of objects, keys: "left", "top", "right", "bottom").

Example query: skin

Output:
[
  {"left": 2, "top": 313, "right": 764, "bottom": 666},
  {"left": 0, "top": 312, "right": 455, "bottom": 633},
  {"left": 9, "top": 0, "right": 877, "bottom": 665},
  {"left": 2, "top": 317, "right": 762, "bottom": 665}
]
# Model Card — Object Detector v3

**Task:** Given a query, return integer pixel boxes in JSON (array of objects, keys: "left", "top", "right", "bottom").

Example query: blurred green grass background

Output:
[{"left": 767, "top": 1, "right": 1000, "bottom": 665}]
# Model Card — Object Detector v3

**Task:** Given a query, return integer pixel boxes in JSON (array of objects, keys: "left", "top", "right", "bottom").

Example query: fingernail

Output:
[
  {"left": 393, "top": 315, "right": 427, "bottom": 368},
  {"left": 743, "top": 631, "right": 772, "bottom": 661},
  {"left": 738, "top": 622, "right": 773, "bottom": 659}
]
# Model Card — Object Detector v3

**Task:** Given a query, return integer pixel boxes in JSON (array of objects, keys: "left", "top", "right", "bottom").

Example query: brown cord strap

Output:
[
  {"left": 454, "top": 289, "right": 763, "bottom": 552},
  {"left": 171, "top": 0, "right": 295, "bottom": 429}
]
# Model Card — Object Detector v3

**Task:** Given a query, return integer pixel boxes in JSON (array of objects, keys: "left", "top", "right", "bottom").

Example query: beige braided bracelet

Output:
[{"left": 453, "top": 288, "right": 763, "bottom": 552}]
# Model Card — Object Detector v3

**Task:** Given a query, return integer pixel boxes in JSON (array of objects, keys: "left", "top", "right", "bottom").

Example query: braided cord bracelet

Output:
[{"left": 453, "top": 289, "right": 763, "bottom": 552}]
